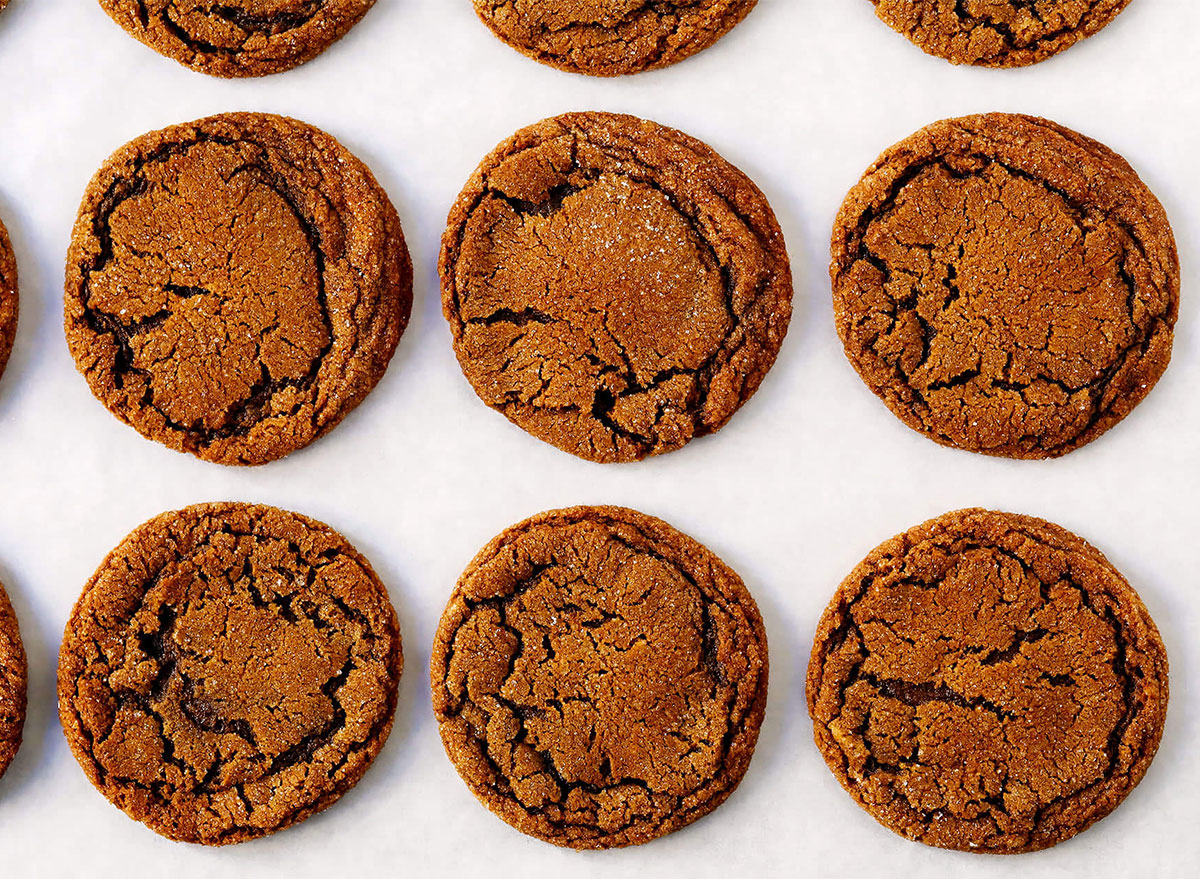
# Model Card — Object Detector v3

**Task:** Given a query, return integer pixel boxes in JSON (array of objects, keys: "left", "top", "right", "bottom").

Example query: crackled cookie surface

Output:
[
  {"left": 432, "top": 506, "right": 768, "bottom": 848},
  {"left": 442, "top": 112, "right": 792, "bottom": 463},
  {"left": 57, "top": 503, "right": 403, "bottom": 844},
  {"left": 65, "top": 113, "right": 412, "bottom": 466},
  {"left": 808, "top": 509, "right": 1168, "bottom": 853},
  {"left": 832, "top": 114, "right": 1177, "bottom": 458},
  {"left": 870, "top": 0, "right": 1129, "bottom": 67},
  {"left": 0, "top": 216, "right": 16, "bottom": 386},
  {"left": 99, "top": 0, "right": 377, "bottom": 77},
  {"left": 474, "top": 0, "right": 758, "bottom": 76},
  {"left": 0, "top": 582, "right": 27, "bottom": 782}
]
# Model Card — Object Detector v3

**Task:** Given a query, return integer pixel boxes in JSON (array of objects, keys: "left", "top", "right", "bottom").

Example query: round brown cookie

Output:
[
  {"left": 0, "top": 215, "right": 17, "bottom": 386},
  {"left": 0, "top": 581, "right": 27, "bottom": 782},
  {"left": 431, "top": 506, "right": 768, "bottom": 849},
  {"left": 65, "top": 112, "right": 412, "bottom": 467},
  {"left": 99, "top": 1, "right": 377, "bottom": 78},
  {"left": 441, "top": 112, "right": 793, "bottom": 463},
  {"left": 808, "top": 509, "right": 1168, "bottom": 854},
  {"left": 832, "top": 113, "right": 1178, "bottom": 459},
  {"left": 473, "top": 0, "right": 758, "bottom": 76},
  {"left": 57, "top": 502, "right": 403, "bottom": 845},
  {"left": 869, "top": 0, "right": 1130, "bottom": 67}
]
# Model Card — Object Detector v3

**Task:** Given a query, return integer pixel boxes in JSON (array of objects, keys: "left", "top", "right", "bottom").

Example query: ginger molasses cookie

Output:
[
  {"left": 0, "top": 215, "right": 16, "bottom": 386},
  {"left": 832, "top": 113, "right": 1178, "bottom": 459},
  {"left": 99, "top": 1, "right": 377, "bottom": 78},
  {"left": 441, "top": 112, "right": 793, "bottom": 463},
  {"left": 65, "top": 113, "right": 412, "bottom": 466},
  {"left": 432, "top": 506, "right": 768, "bottom": 849},
  {"left": 869, "top": 0, "right": 1130, "bottom": 67},
  {"left": 58, "top": 503, "right": 403, "bottom": 844},
  {"left": 473, "top": 1, "right": 758, "bottom": 76},
  {"left": 0, "top": 581, "right": 27, "bottom": 783},
  {"left": 808, "top": 509, "right": 1168, "bottom": 853}
]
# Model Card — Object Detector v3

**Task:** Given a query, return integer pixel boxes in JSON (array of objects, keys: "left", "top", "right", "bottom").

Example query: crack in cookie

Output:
[
  {"left": 807, "top": 509, "right": 1168, "bottom": 853},
  {"left": 441, "top": 112, "right": 792, "bottom": 463},
  {"left": 431, "top": 506, "right": 768, "bottom": 849},
  {"left": 100, "top": 1, "right": 376, "bottom": 77},
  {"left": 65, "top": 113, "right": 412, "bottom": 466},
  {"left": 869, "top": 0, "right": 1130, "bottom": 66},
  {"left": 57, "top": 502, "right": 403, "bottom": 845},
  {"left": 473, "top": 0, "right": 759, "bottom": 76},
  {"left": 831, "top": 114, "right": 1178, "bottom": 459}
]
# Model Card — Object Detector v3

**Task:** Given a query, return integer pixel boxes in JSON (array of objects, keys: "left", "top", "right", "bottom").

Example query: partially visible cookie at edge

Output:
[
  {"left": 0, "top": 215, "right": 17, "bottom": 386},
  {"left": 65, "top": 112, "right": 412, "bottom": 466},
  {"left": 831, "top": 113, "right": 1178, "bottom": 459},
  {"left": 99, "top": 0, "right": 378, "bottom": 78},
  {"left": 57, "top": 502, "right": 403, "bottom": 844},
  {"left": 473, "top": 0, "right": 759, "bottom": 76},
  {"left": 807, "top": 508, "right": 1169, "bottom": 853},
  {"left": 0, "top": 581, "right": 27, "bottom": 782},
  {"left": 432, "top": 505, "right": 769, "bottom": 848},
  {"left": 869, "top": 0, "right": 1131, "bottom": 67},
  {"left": 441, "top": 111, "right": 793, "bottom": 463}
]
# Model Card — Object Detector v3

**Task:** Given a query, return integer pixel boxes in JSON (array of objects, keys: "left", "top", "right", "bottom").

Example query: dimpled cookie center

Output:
[
  {"left": 831, "top": 544, "right": 1127, "bottom": 843},
  {"left": 477, "top": 173, "right": 728, "bottom": 383},
  {"left": 501, "top": 553, "right": 722, "bottom": 798},
  {"left": 85, "top": 139, "right": 329, "bottom": 434},
  {"left": 863, "top": 161, "right": 1135, "bottom": 448},
  {"left": 98, "top": 533, "right": 357, "bottom": 794}
]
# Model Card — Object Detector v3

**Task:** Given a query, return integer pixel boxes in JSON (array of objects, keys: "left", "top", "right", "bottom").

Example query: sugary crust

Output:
[
  {"left": 431, "top": 505, "right": 769, "bottom": 848},
  {"left": 57, "top": 502, "right": 403, "bottom": 844},
  {"left": 831, "top": 113, "right": 1178, "bottom": 459},
  {"left": 473, "top": 0, "right": 758, "bottom": 76},
  {"left": 807, "top": 508, "right": 1169, "bottom": 853},
  {"left": 99, "top": 0, "right": 377, "bottom": 78},
  {"left": 870, "top": 0, "right": 1130, "bottom": 67},
  {"left": 65, "top": 113, "right": 412, "bottom": 466},
  {"left": 441, "top": 111, "right": 793, "bottom": 463}
]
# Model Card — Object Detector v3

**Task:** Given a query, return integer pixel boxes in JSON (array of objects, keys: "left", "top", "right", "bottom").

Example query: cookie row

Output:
[
  {"left": 0, "top": 503, "right": 1167, "bottom": 854},
  {"left": 82, "top": 2, "right": 1133, "bottom": 78},
  {"left": 0, "top": 109, "right": 1176, "bottom": 465}
]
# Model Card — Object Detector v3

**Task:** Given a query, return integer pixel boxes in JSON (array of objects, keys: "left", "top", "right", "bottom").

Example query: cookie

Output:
[
  {"left": 431, "top": 505, "right": 768, "bottom": 849},
  {"left": 808, "top": 509, "right": 1168, "bottom": 853},
  {"left": 57, "top": 502, "right": 403, "bottom": 844},
  {"left": 869, "top": 0, "right": 1130, "bottom": 67},
  {"left": 65, "top": 112, "right": 412, "bottom": 466},
  {"left": 441, "top": 112, "right": 793, "bottom": 463},
  {"left": 0, "top": 214, "right": 16, "bottom": 386},
  {"left": 98, "top": 1, "right": 377, "bottom": 78},
  {"left": 832, "top": 113, "right": 1178, "bottom": 459},
  {"left": 473, "top": 0, "right": 758, "bottom": 76},
  {"left": 0, "top": 581, "right": 27, "bottom": 783}
]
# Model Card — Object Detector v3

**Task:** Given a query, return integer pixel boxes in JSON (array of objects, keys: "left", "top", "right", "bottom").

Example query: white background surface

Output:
[{"left": 0, "top": 1, "right": 1196, "bottom": 876}]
